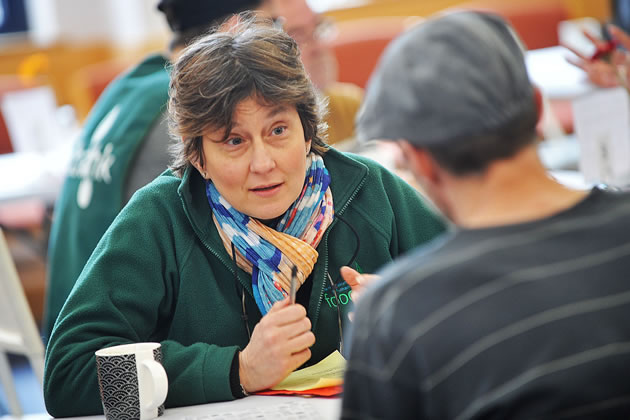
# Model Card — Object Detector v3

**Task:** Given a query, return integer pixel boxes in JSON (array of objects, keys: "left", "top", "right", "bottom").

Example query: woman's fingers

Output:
[
  {"left": 266, "top": 299, "right": 307, "bottom": 325},
  {"left": 563, "top": 43, "right": 590, "bottom": 63},
  {"left": 239, "top": 305, "right": 314, "bottom": 392},
  {"left": 267, "top": 297, "right": 290, "bottom": 313},
  {"left": 287, "top": 327, "right": 316, "bottom": 352},
  {"left": 565, "top": 52, "right": 621, "bottom": 87},
  {"left": 588, "top": 63, "right": 621, "bottom": 87},
  {"left": 562, "top": 25, "right": 630, "bottom": 89},
  {"left": 288, "top": 348, "right": 312, "bottom": 372},
  {"left": 582, "top": 27, "right": 607, "bottom": 48},
  {"left": 281, "top": 315, "right": 312, "bottom": 340}
]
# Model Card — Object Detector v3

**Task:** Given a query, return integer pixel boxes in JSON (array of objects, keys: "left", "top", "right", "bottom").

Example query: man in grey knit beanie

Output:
[{"left": 342, "top": 10, "right": 630, "bottom": 420}]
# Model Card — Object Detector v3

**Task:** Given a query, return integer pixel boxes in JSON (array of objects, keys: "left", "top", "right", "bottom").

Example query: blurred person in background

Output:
[
  {"left": 43, "top": 0, "right": 363, "bottom": 339},
  {"left": 565, "top": 0, "right": 630, "bottom": 88},
  {"left": 565, "top": 24, "right": 630, "bottom": 88},
  {"left": 267, "top": 0, "right": 364, "bottom": 145},
  {"left": 43, "top": 16, "right": 445, "bottom": 415},
  {"left": 342, "top": 11, "right": 630, "bottom": 419}
]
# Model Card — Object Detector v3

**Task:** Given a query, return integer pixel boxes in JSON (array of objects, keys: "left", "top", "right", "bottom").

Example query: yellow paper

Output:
[{"left": 271, "top": 350, "right": 346, "bottom": 391}]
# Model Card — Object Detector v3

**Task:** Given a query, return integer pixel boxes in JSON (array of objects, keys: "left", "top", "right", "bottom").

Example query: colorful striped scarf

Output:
[{"left": 207, "top": 153, "right": 334, "bottom": 314}]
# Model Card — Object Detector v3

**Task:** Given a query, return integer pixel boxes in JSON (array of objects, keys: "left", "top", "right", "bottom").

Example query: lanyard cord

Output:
[
  {"left": 232, "top": 242, "right": 251, "bottom": 340},
  {"left": 231, "top": 212, "right": 360, "bottom": 352}
]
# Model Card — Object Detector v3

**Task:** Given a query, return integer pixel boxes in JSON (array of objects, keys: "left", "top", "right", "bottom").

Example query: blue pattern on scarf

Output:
[{"left": 206, "top": 156, "right": 331, "bottom": 314}]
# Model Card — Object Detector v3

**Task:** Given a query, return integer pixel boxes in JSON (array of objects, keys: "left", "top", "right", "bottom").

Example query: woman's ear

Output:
[
  {"left": 190, "top": 157, "right": 207, "bottom": 179},
  {"left": 186, "top": 136, "right": 208, "bottom": 179},
  {"left": 305, "top": 139, "right": 312, "bottom": 155}
]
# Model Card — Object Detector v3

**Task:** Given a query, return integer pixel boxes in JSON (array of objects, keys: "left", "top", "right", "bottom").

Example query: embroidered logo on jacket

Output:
[{"left": 67, "top": 106, "right": 120, "bottom": 209}]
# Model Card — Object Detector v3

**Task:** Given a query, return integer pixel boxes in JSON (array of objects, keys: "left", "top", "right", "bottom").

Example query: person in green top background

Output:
[{"left": 43, "top": 15, "right": 446, "bottom": 416}]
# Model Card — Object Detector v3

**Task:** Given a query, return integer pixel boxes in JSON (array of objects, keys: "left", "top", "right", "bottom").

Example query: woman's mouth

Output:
[{"left": 250, "top": 183, "right": 282, "bottom": 196}]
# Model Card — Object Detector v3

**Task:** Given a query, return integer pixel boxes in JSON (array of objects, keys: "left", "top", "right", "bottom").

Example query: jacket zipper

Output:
[
  {"left": 185, "top": 160, "right": 369, "bottom": 339},
  {"left": 312, "top": 174, "right": 368, "bottom": 330},
  {"left": 199, "top": 237, "right": 251, "bottom": 293}
]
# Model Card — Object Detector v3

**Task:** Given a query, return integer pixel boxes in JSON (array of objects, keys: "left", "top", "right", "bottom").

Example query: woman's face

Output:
[{"left": 201, "top": 96, "right": 312, "bottom": 220}]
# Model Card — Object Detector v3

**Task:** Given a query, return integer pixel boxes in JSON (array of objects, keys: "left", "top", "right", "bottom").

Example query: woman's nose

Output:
[{"left": 249, "top": 142, "right": 276, "bottom": 173}]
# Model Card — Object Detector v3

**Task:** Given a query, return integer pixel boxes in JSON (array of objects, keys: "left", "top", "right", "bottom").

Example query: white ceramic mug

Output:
[{"left": 95, "top": 342, "right": 168, "bottom": 420}]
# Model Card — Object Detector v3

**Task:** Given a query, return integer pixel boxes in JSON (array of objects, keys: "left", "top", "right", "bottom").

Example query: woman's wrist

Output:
[
  {"left": 230, "top": 350, "right": 251, "bottom": 398},
  {"left": 238, "top": 350, "right": 253, "bottom": 394}
]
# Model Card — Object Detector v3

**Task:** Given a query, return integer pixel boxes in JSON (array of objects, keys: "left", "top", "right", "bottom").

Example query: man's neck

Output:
[{"left": 443, "top": 146, "right": 589, "bottom": 229}]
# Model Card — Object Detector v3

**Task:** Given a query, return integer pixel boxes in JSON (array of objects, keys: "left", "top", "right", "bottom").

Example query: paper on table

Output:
[
  {"left": 573, "top": 86, "right": 630, "bottom": 187},
  {"left": 271, "top": 350, "right": 346, "bottom": 391},
  {"left": 256, "top": 385, "right": 343, "bottom": 397}
]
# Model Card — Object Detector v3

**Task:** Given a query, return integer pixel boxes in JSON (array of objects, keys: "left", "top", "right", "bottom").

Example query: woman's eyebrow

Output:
[
  {"left": 228, "top": 105, "right": 291, "bottom": 130},
  {"left": 264, "top": 105, "right": 290, "bottom": 119}
]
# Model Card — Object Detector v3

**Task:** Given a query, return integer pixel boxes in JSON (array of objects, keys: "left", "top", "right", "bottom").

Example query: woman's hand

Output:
[
  {"left": 340, "top": 266, "right": 379, "bottom": 320},
  {"left": 565, "top": 25, "right": 630, "bottom": 88},
  {"left": 238, "top": 298, "right": 315, "bottom": 393}
]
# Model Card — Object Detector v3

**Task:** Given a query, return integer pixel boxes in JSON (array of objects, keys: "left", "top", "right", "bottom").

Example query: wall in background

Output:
[
  {"left": 323, "top": 0, "right": 610, "bottom": 22},
  {"left": 0, "top": 0, "right": 615, "bottom": 121},
  {"left": 25, "top": 0, "right": 169, "bottom": 47}
]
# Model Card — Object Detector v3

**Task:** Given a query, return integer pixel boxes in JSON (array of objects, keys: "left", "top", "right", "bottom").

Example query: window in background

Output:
[
  {"left": 0, "top": 0, "right": 29, "bottom": 35},
  {"left": 307, "top": 0, "right": 367, "bottom": 13}
]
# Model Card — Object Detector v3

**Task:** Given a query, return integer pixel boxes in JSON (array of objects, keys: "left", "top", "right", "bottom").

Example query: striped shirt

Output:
[{"left": 342, "top": 187, "right": 630, "bottom": 419}]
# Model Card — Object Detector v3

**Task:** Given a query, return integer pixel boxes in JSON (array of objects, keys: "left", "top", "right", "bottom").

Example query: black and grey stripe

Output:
[{"left": 342, "top": 187, "right": 630, "bottom": 419}]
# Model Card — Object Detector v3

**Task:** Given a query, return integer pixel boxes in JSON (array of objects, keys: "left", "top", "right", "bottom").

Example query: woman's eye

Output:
[
  {"left": 226, "top": 137, "right": 243, "bottom": 146},
  {"left": 272, "top": 126, "right": 286, "bottom": 136}
]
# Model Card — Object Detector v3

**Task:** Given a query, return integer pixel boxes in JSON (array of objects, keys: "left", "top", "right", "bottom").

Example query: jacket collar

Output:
[
  {"left": 324, "top": 148, "right": 369, "bottom": 216},
  {"left": 178, "top": 147, "right": 369, "bottom": 253}
]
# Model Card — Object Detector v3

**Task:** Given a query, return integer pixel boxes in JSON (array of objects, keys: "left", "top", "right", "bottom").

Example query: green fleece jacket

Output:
[{"left": 43, "top": 149, "right": 446, "bottom": 416}]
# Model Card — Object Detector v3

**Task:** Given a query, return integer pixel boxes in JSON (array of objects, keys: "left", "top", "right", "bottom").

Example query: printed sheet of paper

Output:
[
  {"left": 573, "top": 87, "right": 630, "bottom": 187},
  {"left": 185, "top": 400, "right": 325, "bottom": 419},
  {"left": 271, "top": 350, "right": 346, "bottom": 391}
]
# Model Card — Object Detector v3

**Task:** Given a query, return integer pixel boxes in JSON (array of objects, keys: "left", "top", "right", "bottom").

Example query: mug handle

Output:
[{"left": 140, "top": 359, "right": 168, "bottom": 410}]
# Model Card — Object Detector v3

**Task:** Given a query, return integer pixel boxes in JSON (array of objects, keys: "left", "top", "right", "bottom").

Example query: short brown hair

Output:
[{"left": 167, "top": 13, "right": 329, "bottom": 177}]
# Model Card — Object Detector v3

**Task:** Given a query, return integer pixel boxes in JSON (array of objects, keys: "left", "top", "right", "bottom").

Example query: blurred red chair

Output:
[
  {"left": 329, "top": 16, "right": 413, "bottom": 89},
  {"left": 0, "top": 76, "right": 29, "bottom": 154},
  {"left": 459, "top": 0, "right": 569, "bottom": 50},
  {"left": 0, "top": 115, "right": 14, "bottom": 154},
  {"left": 69, "top": 58, "right": 131, "bottom": 120}
]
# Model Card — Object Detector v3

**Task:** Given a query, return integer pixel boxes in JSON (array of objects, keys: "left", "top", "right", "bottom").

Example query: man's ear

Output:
[{"left": 398, "top": 140, "right": 441, "bottom": 185}]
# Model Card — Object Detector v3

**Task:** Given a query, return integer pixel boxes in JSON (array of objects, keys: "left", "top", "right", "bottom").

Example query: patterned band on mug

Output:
[{"left": 95, "top": 345, "right": 165, "bottom": 420}]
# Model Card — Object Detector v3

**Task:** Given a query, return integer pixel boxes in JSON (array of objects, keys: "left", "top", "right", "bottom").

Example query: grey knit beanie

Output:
[{"left": 357, "top": 11, "right": 534, "bottom": 147}]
